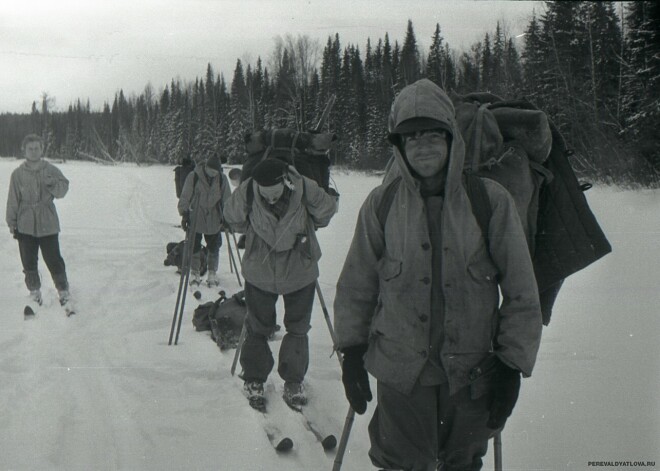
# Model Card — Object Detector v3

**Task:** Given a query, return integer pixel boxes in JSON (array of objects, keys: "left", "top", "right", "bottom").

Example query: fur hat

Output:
[
  {"left": 252, "top": 159, "right": 288, "bottom": 187},
  {"left": 206, "top": 154, "right": 222, "bottom": 172}
]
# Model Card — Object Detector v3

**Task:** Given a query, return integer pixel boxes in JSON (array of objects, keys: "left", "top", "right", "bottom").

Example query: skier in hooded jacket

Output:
[
  {"left": 6, "top": 134, "right": 72, "bottom": 309},
  {"left": 224, "top": 158, "right": 337, "bottom": 410},
  {"left": 177, "top": 154, "right": 231, "bottom": 287},
  {"left": 333, "top": 79, "right": 543, "bottom": 471}
]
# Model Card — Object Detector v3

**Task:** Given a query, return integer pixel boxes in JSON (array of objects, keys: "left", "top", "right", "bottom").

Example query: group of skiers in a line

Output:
[
  {"left": 173, "top": 78, "right": 542, "bottom": 471},
  {"left": 7, "top": 79, "right": 543, "bottom": 471}
]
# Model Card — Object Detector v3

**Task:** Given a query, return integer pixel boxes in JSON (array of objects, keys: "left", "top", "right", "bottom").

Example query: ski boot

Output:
[
  {"left": 58, "top": 290, "right": 75, "bottom": 316},
  {"left": 206, "top": 271, "right": 220, "bottom": 288},
  {"left": 243, "top": 381, "right": 266, "bottom": 412},
  {"left": 29, "top": 289, "right": 43, "bottom": 306},
  {"left": 282, "top": 381, "right": 307, "bottom": 411},
  {"left": 189, "top": 270, "right": 201, "bottom": 286}
]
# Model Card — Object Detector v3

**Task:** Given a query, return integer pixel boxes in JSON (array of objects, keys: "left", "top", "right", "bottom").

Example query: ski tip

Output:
[
  {"left": 66, "top": 310, "right": 76, "bottom": 317},
  {"left": 23, "top": 306, "right": 35, "bottom": 317},
  {"left": 275, "top": 437, "right": 294, "bottom": 452},
  {"left": 193, "top": 290, "right": 202, "bottom": 300},
  {"left": 322, "top": 435, "right": 338, "bottom": 451}
]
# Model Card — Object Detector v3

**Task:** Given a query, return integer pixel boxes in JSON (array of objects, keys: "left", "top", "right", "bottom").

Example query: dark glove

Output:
[
  {"left": 486, "top": 358, "right": 521, "bottom": 430},
  {"left": 340, "top": 344, "right": 372, "bottom": 414},
  {"left": 181, "top": 211, "right": 190, "bottom": 231}
]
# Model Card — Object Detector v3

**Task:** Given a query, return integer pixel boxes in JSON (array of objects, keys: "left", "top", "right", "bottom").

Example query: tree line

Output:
[{"left": 0, "top": 1, "right": 658, "bottom": 187}]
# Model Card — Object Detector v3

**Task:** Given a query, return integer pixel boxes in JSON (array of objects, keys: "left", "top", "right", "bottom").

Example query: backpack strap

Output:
[
  {"left": 375, "top": 174, "right": 492, "bottom": 253},
  {"left": 376, "top": 176, "right": 402, "bottom": 229},
  {"left": 246, "top": 177, "right": 254, "bottom": 210},
  {"left": 464, "top": 173, "right": 493, "bottom": 250}
]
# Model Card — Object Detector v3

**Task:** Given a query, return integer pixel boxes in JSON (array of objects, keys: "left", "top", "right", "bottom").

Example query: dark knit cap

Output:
[
  {"left": 252, "top": 159, "right": 288, "bottom": 187},
  {"left": 206, "top": 154, "right": 222, "bottom": 172},
  {"left": 392, "top": 117, "right": 450, "bottom": 135}
]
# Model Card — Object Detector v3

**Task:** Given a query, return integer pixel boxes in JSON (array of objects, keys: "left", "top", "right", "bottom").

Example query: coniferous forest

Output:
[{"left": 1, "top": 1, "right": 658, "bottom": 187}]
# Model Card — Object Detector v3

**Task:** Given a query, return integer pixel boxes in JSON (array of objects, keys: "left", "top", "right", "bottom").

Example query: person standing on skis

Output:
[
  {"left": 333, "top": 79, "right": 542, "bottom": 471},
  {"left": 177, "top": 153, "right": 231, "bottom": 287},
  {"left": 224, "top": 158, "right": 337, "bottom": 411},
  {"left": 6, "top": 134, "right": 73, "bottom": 310}
]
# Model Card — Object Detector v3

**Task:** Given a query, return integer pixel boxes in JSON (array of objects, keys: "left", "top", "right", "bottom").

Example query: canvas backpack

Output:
[
  {"left": 208, "top": 290, "right": 248, "bottom": 350},
  {"left": 242, "top": 128, "right": 337, "bottom": 194}
]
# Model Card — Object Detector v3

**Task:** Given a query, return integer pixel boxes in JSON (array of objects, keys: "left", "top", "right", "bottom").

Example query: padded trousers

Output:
[{"left": 240, "top": 281, "right": 315, "bottom": 383}]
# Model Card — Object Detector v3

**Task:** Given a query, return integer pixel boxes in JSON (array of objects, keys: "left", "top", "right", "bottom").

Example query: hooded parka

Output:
[
  {"left": 334, "top": 79, "right": 542, "bottom": 396},
  {"left": 6, "top": 160, "right": 69, "bottom": 237},
  {"left": 177, "top": 164, "right": 231, "bottom": 234},
  {"left": 224, "top": 167, "right": 337, "bottom": 295}
]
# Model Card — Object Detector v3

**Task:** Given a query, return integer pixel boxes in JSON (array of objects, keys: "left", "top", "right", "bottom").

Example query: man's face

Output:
[
  {"left": 205, "top": 166, "right": 219, "bottom": 178},
  {"left": 402, "top": 129, "right": 449, "bottom": 178},
  {"left": 24, "top": 141, "right": 43, "bottom": 162},
  {"left": 258, "top": 183, "right": 284, "bottom": 205}
]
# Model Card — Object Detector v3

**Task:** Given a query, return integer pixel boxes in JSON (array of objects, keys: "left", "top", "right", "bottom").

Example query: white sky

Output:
[{"left": 0, "top": 0, "right": 543, "bottom": 114}]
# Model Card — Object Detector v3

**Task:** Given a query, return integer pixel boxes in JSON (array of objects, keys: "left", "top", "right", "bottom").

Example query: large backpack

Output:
[
  {"left": 242, "top": 128, "right": 336, "bottom": 193},
  {"left": 380, "top": 94, "right": 612, "bottom": 325}
]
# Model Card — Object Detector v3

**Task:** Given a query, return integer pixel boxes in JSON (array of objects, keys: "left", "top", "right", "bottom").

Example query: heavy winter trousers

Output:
[
  {"left": 192, "top": 232, "right": 221, "bottom": 272},
  {"left": 240, "top": 281, "right": 315, "bottom": 384},
  {"left": 17, "top": 233, "right": 68, "bottom": 292},
  {"left": 368, "top": 381, "right": 493, "bottom": 471}
]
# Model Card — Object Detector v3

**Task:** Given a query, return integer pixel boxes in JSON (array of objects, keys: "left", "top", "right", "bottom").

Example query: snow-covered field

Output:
[{"left": 0, "top": 159, "right": 657, "bottom": 471}]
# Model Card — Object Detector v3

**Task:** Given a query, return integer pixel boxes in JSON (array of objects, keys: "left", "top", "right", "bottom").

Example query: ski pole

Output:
[
  {"left": 225, "top": 228, "right": 242, "bottom": 287},
  {"left": 168, "top": 200, "right": 196, "bottom": 345},
  {"left": 231, "top": 231, "right": 243, "bottom": 264},
  {"left": 170, "top": 192, "right": 201, "bottom": 345},
  {"left": 333, "top": 405, "right": 355, "bottom": 471},
  {"left": 230, "top": 319, "right": 247, "bottom": 376},
  {"left": 494, "top": 432, "right": 502, "bottom": 471},
  {"left": 226, "top": 232, "right": 234, "bottom": 274},
  {"left": 313, "top": 281, "right": 357, "bottom": 471},
  {"left": 315, "top": 281, "right": 338, "bottom": 345}
]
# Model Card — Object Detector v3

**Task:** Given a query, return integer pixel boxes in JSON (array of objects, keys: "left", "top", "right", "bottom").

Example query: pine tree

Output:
[
  {"left": 481, "top": 33, "right": 493, "bottom": 91},
  {"left": 622, "top": 1, "right": 660, "bottom": 174},
  {"left": 399, "top": 20, "right": 421, "bottom": 86},
  {"left": 426, "top": 23, "right": 444, "bottom": 88},
  {"left": 228, "top": 59, "right": 250, "bottom": 163},
  {"left": 522, "top": 12, "right": 545, "bottom": 101}
]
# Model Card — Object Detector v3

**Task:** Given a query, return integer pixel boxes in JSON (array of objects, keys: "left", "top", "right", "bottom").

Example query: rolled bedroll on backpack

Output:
[{"left": 242, "top": 128, "right": 336, "bottom": 192}]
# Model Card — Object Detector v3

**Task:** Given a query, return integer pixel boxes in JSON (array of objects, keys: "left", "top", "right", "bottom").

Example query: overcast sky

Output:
[{"left": 0, "top": 0, "right": 543, "bottom": 114}]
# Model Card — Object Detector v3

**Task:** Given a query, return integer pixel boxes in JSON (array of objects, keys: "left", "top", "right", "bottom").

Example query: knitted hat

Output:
[
  {"left": 392, "top": 117, "right": 450, "bottom": 135},
  {"left": 206, "top": 154, "right": 222, "bottom": 172},
  {"left": 252, "top": 159, "right": 288, "bottom": 187}
]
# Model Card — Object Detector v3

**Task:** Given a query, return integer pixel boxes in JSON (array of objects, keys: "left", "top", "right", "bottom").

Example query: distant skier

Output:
[
  {"left": 173, "top": 156, "right": 195, "bottom": 199},
  {"left": 177, "top": 153, "right": 231, "bottom": 287},
  {"left": 224, "top": 158, "right": 337, "bottom": 411},
  {"left": 6, "top": 134, "right": 72, "bottom": 310}
]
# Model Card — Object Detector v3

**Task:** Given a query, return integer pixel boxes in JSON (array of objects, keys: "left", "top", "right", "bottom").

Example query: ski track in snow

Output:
[{"left": 0, "top": 159, "right": 658, "bottom": 471}]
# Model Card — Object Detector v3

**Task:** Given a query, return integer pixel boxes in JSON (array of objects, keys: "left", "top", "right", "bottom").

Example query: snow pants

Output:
[
  {"left": 240, "top": 281, "right": 315, "bottom": 384},
  {"left": 192, "top": 232, "right": 221, "bottom": 272},
  {"left": 17, "top": 233, "right": 68, "bottom": 292},
  {"left": 368, "top": 380, "right": 493, "bottom": 471}
]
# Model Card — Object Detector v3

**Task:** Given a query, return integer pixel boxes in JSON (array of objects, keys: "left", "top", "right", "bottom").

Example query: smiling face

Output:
[
  {"left": 402, "top": 129, "right": 450, "bottom": 178},
  {"left": 23, "top": 141, "right": 43, "bottom": 163},
  {"left": 258, "top": 182, "right": 285, "bottom": 205}
]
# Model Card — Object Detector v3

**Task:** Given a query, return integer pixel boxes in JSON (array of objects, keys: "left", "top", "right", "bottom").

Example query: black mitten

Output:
[
  {"left": 487, "top": 358, "right": 521, "bottom": 429},
  {"left": 340, "top": 344, "right": 372, "bottom": 414},
  {"left": 181, "top": 211, "right": 190, "bottom": 231}
]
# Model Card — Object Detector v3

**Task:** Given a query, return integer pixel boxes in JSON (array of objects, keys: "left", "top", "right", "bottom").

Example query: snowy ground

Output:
[{"left": 0, "top": 158, "right": 657, "bottom": 471}]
